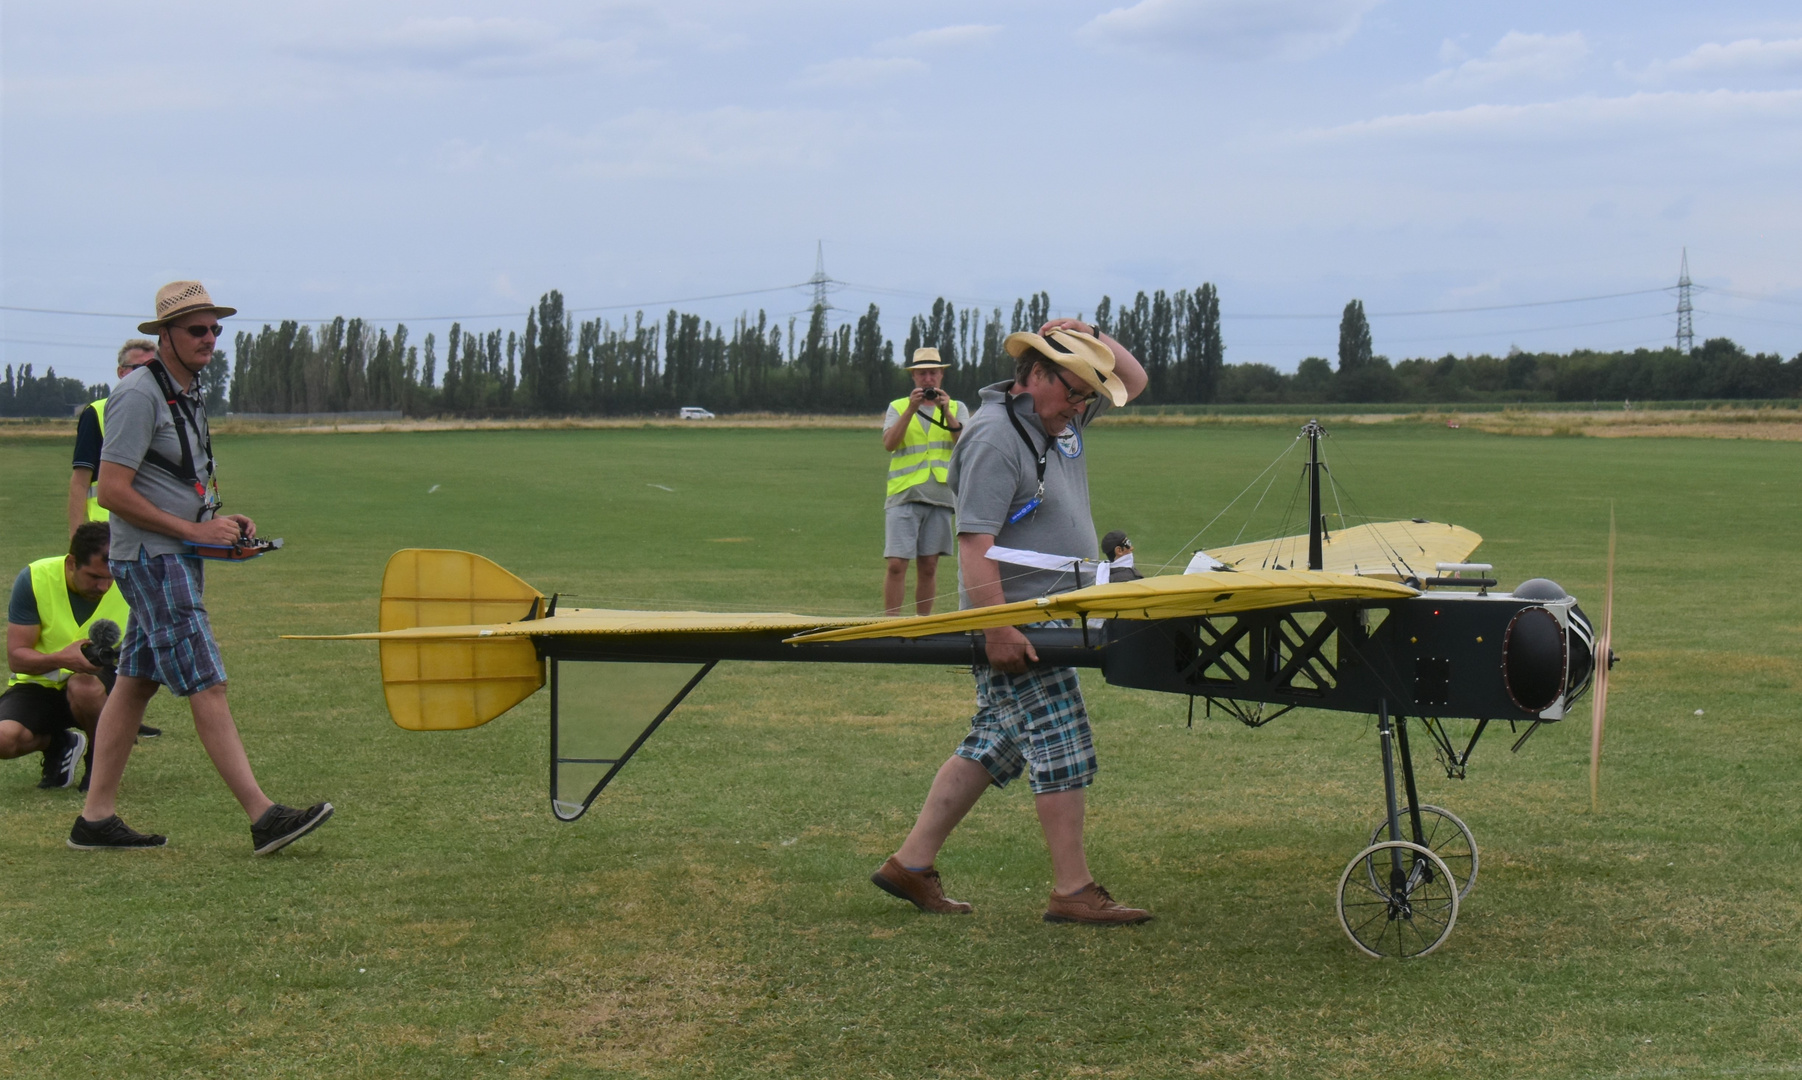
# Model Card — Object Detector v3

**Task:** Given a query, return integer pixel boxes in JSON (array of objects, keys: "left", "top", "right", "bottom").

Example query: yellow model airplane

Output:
[{"left": 295, "top": 422, "right": 1613, "bottom": 959}]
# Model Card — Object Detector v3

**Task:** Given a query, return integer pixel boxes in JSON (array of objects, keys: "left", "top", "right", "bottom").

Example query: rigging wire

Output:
[{"left": 1152, "top": 435, "right": 1305, "bottom": 575}]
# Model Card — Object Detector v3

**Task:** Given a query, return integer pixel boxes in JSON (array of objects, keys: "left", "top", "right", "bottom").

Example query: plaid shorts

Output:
[
  {"left": 955, "top": 661, "right": 1097, "bottom": 795},
  {"left": 111, "top": 552, "right": 227, "bottom": 697}
]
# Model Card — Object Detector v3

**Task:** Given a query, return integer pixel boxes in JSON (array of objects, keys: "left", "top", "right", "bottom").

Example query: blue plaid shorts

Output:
[
  {"left": 111, "top": 552, "right": 227, "bottom": 697},
  {"left": 955, "top": 661, "right": 1097, "bottom": 795}
]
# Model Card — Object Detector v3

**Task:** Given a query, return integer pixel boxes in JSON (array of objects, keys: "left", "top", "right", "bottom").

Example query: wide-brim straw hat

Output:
[
  {"left": 905, "top": 347, "right": 949, "bottom": 370},
  {"left": 138, "top": 280, "right": 237, "bottom": 334},
  {"left": 1003, "top": 328, "right": 1126, "bottom": 406}
]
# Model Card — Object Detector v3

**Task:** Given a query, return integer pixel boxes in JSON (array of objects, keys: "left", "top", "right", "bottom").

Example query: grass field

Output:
[{"left": 1, "top": 420, "right": 1799, "bottom": 1079}]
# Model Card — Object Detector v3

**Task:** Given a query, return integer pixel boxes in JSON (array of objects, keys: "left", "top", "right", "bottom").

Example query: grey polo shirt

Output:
[
  {"left": 947, "top": 380, "right": 1112, "bottom": 605},
  {"left": 99, "top": 363, "right": 213, "bottom": 559}
]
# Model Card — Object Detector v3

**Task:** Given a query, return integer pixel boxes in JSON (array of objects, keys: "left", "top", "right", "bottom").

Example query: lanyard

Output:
[{"left": 1004, "top": 397, "right": 1048, "bottom": 524}]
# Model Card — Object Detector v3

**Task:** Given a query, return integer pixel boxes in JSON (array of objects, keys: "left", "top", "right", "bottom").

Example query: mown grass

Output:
[{"left": 1, "top": 422, "right": 1799, "bottom": 1079}]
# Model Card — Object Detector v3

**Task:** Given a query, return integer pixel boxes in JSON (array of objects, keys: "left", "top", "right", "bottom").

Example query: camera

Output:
[{"left": 81, "top": 618, "right": 122, "bottom": 674}]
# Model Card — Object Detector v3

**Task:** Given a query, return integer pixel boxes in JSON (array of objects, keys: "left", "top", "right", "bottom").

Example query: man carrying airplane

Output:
[
  {"left": 1, "top": 522, "right": 127, "bottom": 790},
  {"left": 880, "top": 348, "right": 966, "bottom": 616},
  {"left": 69, "top": 280, "right": 333, "bottom": 854},
  {"left": 872, "top": 318, "right": 1151, "bottom": 924}
]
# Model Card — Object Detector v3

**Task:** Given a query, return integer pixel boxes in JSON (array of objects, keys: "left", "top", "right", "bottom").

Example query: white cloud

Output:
[
  {"left": 1078, "top": 0, "right": 1382, "bottom": 60},
  {"left": 875, "top": 25, "right": 1002, "bottom": 54},
  {"left": 794, "top": 56, "right": 928, "bottom": 88},
  {"left": 1306, "top": 88, "right": 1802, "bottom": 146},
  {"left": 1637, "top": 37, "right": 1802, "bottom": 81},
  {"left": 1426, "top": 31, "right": 1587, "bottom": 89},
  {"left": 529, "top": 107, "right": 864, "bottom": 179},
  {"left": 297, "top": 16, "right": 642, "bottom": 78}
]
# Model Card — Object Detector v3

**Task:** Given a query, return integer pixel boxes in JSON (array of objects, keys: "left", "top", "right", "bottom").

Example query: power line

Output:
[
  {"left": 1227, "top": 287, "right": 1675, "bottom": 321},
  {"left": 0, "top": 283, "right": 813, "bottom": 325}
]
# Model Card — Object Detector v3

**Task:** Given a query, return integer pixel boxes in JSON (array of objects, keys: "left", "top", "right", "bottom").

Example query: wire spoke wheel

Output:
[
  {"left": 1367, "top": 804, "right": 1479, "bottom": 900},
  {"left": 1337, "top": 840, "right": 1460, "bottom": 958}
]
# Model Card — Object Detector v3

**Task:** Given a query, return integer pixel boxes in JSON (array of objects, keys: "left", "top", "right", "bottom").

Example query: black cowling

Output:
[{"left": 1503, "top": 606, "right": 1566, "bottom": 713}]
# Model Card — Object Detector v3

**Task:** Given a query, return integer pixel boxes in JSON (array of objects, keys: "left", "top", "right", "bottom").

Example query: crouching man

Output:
[{"left": 2, "top": 522, "right": 128, "bottom": 790}]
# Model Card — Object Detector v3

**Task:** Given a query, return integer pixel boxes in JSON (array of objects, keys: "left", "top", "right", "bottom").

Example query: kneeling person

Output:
[{"left": 2, "top": 523, "right": 128, "bottom": 789}]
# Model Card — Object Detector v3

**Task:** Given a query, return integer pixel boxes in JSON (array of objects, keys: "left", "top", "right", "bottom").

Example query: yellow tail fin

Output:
[{"left": 377, "top": 549, "right": 546, "bottom": 731}]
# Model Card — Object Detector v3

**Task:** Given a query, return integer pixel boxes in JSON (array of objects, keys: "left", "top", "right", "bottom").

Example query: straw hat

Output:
[
  {"left": 138, "top": 280, "right": 237, "bottom": 334},
  {"left": 1003, "top": 328, "right": 1126, "bottom": 406},
  {"left": 905, "top": 347, "right": 949, "bottom": 371}
]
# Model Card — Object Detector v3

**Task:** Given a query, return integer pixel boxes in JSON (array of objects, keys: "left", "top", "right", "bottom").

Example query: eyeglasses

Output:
[
  {"left": 1051, "top": 368, "right": 1096, "bottom": 405},
  {"left": 178, "top": 324, "right": 224, "bottom": 340}
]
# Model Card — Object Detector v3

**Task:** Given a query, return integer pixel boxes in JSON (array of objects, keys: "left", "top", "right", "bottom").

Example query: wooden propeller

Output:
[{"left": 1589, "top": 508, "right": 1616, "bottom": 812}]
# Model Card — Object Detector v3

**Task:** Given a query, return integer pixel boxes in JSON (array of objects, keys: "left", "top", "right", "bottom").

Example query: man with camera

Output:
[
  {"left": 880, "top": 348, "right": 967, "bottom": 616},
  {"left": 1, "top": 522, "right": 127, "bottom": 790},
  {"left": 69, "top": 281, "right": 332, "bottom": 854}
]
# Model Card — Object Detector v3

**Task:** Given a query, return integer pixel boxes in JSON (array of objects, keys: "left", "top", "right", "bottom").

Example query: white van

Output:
[{"left": 678, "top": 406, "right": 715, "bottom": 420}]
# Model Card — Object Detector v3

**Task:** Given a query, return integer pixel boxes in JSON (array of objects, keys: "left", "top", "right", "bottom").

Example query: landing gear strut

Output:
[{"left": 1335, "top": 702, "right": 1473, "bottom": 957}]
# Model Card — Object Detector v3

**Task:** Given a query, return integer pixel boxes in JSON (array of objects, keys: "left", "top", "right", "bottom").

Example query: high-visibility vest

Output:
[
  {"left": 886, "top": 397, "right": 964, "bottom": 498},
  {"left": 7, "top": 556, "right": 131, "bottom": 689},
  {"left": 85, "top": 397, "right": 109, "bottom": 522}
]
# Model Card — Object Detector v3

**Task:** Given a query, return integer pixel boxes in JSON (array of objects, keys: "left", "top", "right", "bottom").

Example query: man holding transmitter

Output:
[
  {"left": 871, "top": 319, "right": 1150, "bottom": 924},
  {"left": 880, "top": 348, "right": 966, "bottom": 616},
  {"left": 70, "top": 281, "right": 333, "bottom": 854}
]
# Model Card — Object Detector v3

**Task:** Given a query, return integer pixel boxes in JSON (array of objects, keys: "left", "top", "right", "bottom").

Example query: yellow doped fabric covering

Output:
[
  {"left": 377, "top": 549, "right": 544, "bottom": 731},
  {"left": 1205, "top": 520, "right": 1482, "bottom": 580},
  {"left": 785, "top": 569, "right": 1418, "bottom": 643},
  {"left": 289, "top": 549, "right": 883, "bottom": 731}
]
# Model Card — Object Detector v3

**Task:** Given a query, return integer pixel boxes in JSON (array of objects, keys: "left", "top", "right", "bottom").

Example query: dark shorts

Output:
[
  {"left": 0, "top": 682, "right": 75, "bottom": 738},
  {"left": 112, "top": 552, "right": 227, "bottom": 697}
]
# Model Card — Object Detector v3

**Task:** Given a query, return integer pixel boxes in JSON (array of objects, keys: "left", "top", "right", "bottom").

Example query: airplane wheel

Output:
[
  {"left": 1337, "top": 840, "right": 1459, "bottom": 959},
  {"left": 1367, "top": 805, "right": 1478, "bottom": 900}
]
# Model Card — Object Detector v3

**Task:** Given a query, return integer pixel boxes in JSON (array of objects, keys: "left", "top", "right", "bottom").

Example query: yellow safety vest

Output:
[
  {"left": 85, "top": 397, "right": 109, "bottom": 523},
  {"left": 886, "top": 397, "right": 964, "bottom": 498},
  {"left": 8, "top": 556, "right": 131, "bottom": 689}
]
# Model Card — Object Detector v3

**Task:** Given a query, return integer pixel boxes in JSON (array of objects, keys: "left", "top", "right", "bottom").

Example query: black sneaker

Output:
[
  {"left": 37, "top": 729, "right": 87, "bottom": 790},
  {"left": 251, "top": 802, "right": 334, "bottom": 856},
  {"left": 68, "top": 814, "right": 167, "bottom": 849},
  {"left": 137, "top": 723, "right": 161, "bottom": 739}
]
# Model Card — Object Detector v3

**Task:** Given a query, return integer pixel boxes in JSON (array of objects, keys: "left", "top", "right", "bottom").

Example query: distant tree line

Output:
[
  {"left": 1215, "top": 301, "right": 1802, "bottom": 405},
  {"left": 221, "top": 286, "right": 1228, "bottom": 416},
  {"left": 0, "top": 364, "right": 110, "bottom": 417},
  {"left": 11, "top": 287, "right": 1796, "bottom": 418}
]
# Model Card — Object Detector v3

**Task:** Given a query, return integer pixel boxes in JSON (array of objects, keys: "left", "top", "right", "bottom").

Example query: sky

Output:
[{"left": 4, "top": 0, "right": 1801, "bottom": 386}]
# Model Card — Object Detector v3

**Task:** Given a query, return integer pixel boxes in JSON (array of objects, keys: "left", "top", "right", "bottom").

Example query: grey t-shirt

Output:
[
  {"left": 948, "top": 380, "right": 1112, "bottom": 606},
  {"left": 99, "top": 363, "right": 214, "bottom": 560},
  {"left": 883, "top": 399, "right": 966, "bottom": 509}
]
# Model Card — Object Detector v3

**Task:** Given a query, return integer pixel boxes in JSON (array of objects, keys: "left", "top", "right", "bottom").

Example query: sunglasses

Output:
[
  {"left": 178, "top": 324, "right": 224, "bottom": 340},
  {"left": 1052, "top": 368, "right": 1096, "bottom": 405}
]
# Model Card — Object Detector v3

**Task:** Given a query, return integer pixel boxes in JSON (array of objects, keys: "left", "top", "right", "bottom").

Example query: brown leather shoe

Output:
[
  {"left": 1043, "top": 882, "right": 1152, "bottom": 925},
  {"left": 870, "top": 856, "right": 973, "bottom": 914}
]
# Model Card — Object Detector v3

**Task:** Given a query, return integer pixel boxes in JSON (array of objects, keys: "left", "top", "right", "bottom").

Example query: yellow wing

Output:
[
  {"left": 1206, "top": 520, "right": 1481, "bottom": 581},
  {"left": 787, "top": 569, "right": 1417, "bottom": 644}
]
